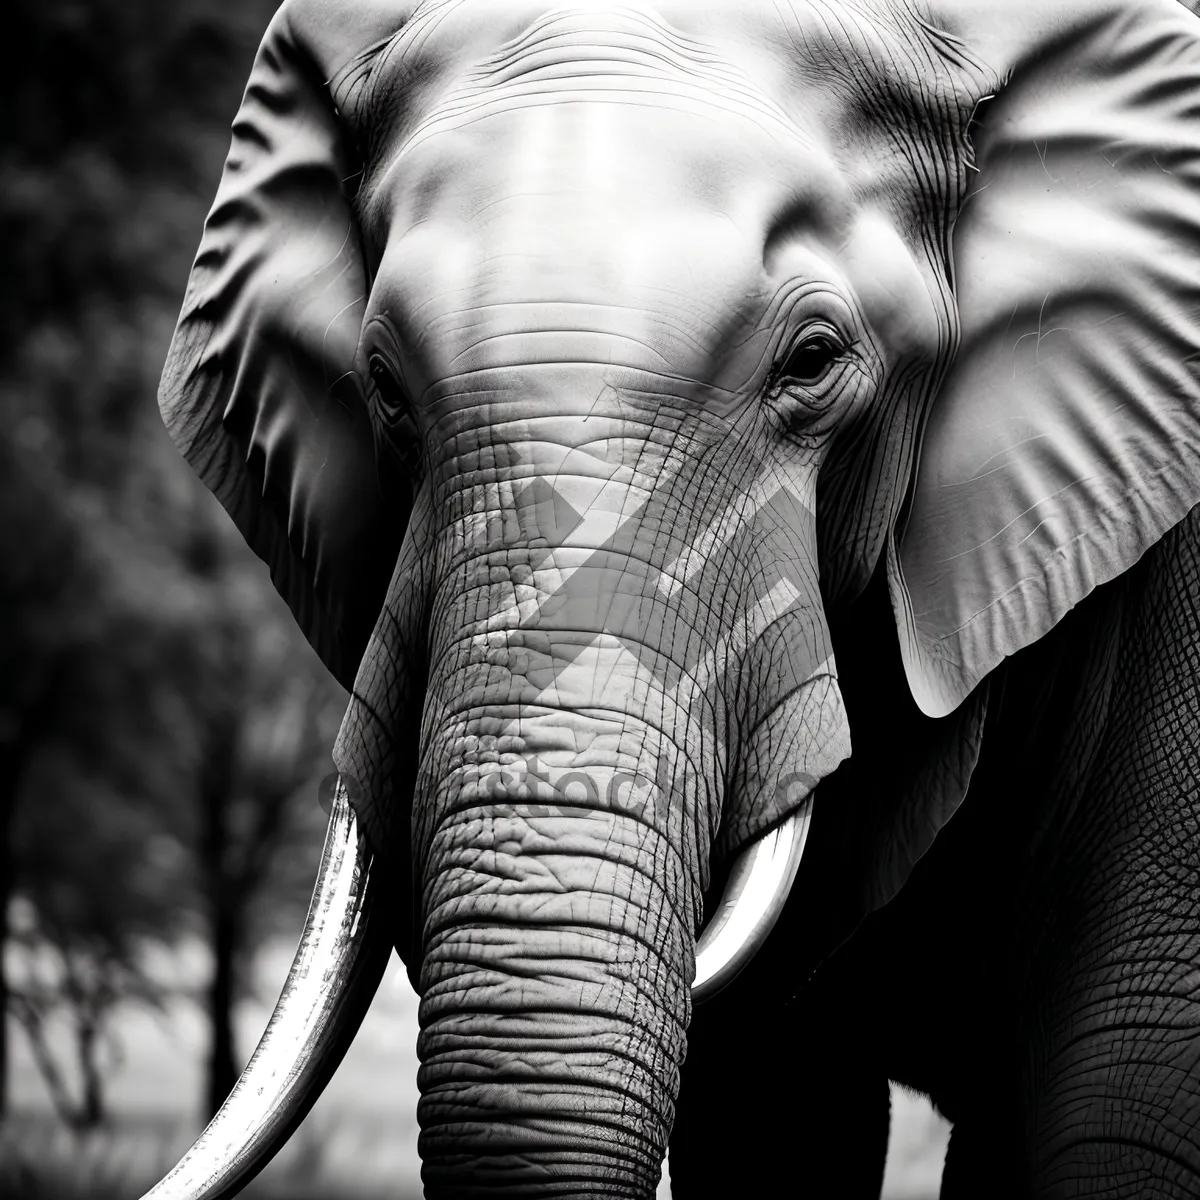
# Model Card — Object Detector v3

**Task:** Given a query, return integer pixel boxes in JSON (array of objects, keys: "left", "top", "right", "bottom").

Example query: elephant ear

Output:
[
  {"left": 893, "top": 0, "right": 1200, "bottom": 716},
  {"left": 159, "top": 0, "right": 412, "bottom": 690}
]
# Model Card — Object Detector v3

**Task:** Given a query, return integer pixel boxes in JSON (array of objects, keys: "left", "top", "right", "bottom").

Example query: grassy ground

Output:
[{"left": 0, "top": 1111, "right": 424, "bottom": 1200}]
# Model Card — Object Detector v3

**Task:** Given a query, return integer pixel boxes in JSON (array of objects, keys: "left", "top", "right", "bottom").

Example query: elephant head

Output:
[{"left": 146, "top": 1, "right": 1200, "bottom": 1195}]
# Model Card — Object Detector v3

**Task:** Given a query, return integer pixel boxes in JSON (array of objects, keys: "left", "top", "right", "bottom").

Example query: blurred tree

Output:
[
  {"left": 0, "top": 0, "right": 275, "bottom": 1116},
  {"left": 0, "top": 0, "right": 277, "bottom": 364},
  {"left": 5, "top": 486, "right": 345, "bottom": 1125},
  {"left": 8, "top": 786, "right": 174, "bottom": 1131},
  {"left": 182, "top": 566, "right": 344, "bottom": 1118},
  {"left": 0, "top": 426, "right": 90, "bottom": 1118},
  {"left": 0, "top": 0, "right": 349, "bottom": 1126}
]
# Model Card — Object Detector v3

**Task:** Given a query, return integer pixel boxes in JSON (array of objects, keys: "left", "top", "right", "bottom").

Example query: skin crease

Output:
[{"left": 157, "top": 0, "right": 1200, "bottom": 1196}]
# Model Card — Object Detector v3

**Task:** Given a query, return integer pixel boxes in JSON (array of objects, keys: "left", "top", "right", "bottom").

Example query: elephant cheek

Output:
[
  {"left": 719, "top": 602, "right": 850, "bottom": 859},
  {"left": 714, "top": 471, "right": 851, "bottom": 857}
]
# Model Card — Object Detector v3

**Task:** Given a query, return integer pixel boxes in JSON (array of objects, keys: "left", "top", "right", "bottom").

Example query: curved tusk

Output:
[
  {"left": 142, "top": 780, "right": 392, "bottom": 1200},
  {"left": 691, "top": 802, "right": 812, "bottom": 1003}
]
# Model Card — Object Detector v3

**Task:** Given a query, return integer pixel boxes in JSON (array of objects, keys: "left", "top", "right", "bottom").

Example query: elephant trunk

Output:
[
  {"left": 412, "top": 663, "right": 701, "bottom": 1197},
  {"left": 398, "top": 417, "right": 840, "bottom": 1190},
  {"left": 139, "top": 428, "right": 839, "bottom": 1196}
]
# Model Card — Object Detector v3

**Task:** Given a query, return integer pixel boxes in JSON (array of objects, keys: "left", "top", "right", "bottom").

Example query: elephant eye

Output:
[{"left": 777, "top": 332, "right": 845, "bottom": 387}]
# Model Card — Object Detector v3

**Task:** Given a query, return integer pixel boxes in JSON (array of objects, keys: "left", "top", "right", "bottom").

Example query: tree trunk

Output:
[
  {"left": 200, "top": 700, "right": 241, "bottom": 1121},
  {"left": 76, "top": 1013, "right": 104, "bottom": 1129},
  {"left": 0, "top": 721, "right": 34, "bottom": 1120},
  {"left": 10, "top": 994, "right": 81, "bottom": 1129},
  {"left": 204, "top": 869, "right": 241, "bottom": 1119},
  {"left": 0, "top": 776, "right": 13, "bottom": 1118},
  {"left": 0, "top": 671, "right": 66, "bottom": 1117}
]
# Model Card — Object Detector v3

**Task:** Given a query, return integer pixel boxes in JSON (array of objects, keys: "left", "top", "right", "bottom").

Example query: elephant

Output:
[{"left": 142, "top": 0, "right": 1200, "bottom": 1195}]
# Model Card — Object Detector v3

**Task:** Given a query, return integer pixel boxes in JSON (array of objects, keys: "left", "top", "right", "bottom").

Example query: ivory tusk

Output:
[
  {"left": 142, "top": 780, "right": 391, "bottom": 1200},
  {"left": 691, "top": 803, "right": 811, "bottom": 1002}
]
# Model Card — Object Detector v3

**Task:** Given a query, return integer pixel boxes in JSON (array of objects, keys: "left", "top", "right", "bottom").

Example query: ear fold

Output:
[
  {"left": 159, "top": 2, "right": 411, "bottom": 690},
  {"left": 893, "top": 0, "right": 1200, "bottom": 716}
]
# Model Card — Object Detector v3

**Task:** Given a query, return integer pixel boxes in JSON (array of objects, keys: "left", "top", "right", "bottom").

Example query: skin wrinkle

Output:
[
  {"left": 424, "top": 1052, "right": 673, "bottom": 1095},
  {"left": 408, "top": 355, "right": 758, "bottom": 417},
  {"left": 421, "top": 925, "right": 677, "bottom": 984},
  {"left": 422, "top": 816, "right": 694, "bottom": 916},
  {"left": 425, "top": 448, "right": 758, "bottom": 560},
  {"left": 420, "top": 945, "right": 691, "bottom": 1010},
  {"left": 430, "top": 450, "right": 656, "bottom": 496},
  {"left": 426, "top": 688, "right": 699, "bottom": 767},
  {"left": 404, "top": 9, "right": 814, "bottom": 153},
  {"left": 434, "top": 300, "right": 726, "bottom": 363},
  {"left": 425, "top": 800, "right": 682, "bottom": 860},
  {"left": 422, "top": 943, "right": 678, "bottom": 1001},
  {"left": 425, "top": 1077, "right": 671, "bottom": 1122},
  {"left": 415, "top": 259, "right": 771, "bottom": 356},
  {"left": 413, "top": 361, "right": 744, "bottom": 411},
  {"left": 425, "top": 1101, "right": 664, "bottom": 1142},
  {"left": 378, "top": 85, "right": 802, "bottom": 203},
  {"left": 429, "top": 891, "right": 666, "bottom": 944},
  {"left": 446, "top": 329, "right": 683, "bottom": 371},
  {"left": 420, "top": 720, "right": 718, "bottom": 848},
  {"left": 419, "top": 939, "right": 689, "bottom": 1029},
  {"left": 422, "top": 1054, "right": 681, "bottom": 1104},
  {"left": 420, "top": 666, "right": 713, "bottom": 759},
  {"left": 397, "top": 250, "right": 772, "bottom": 331},
  {"left": 432, "top": 441, "right": 744, "bottom": 530}
]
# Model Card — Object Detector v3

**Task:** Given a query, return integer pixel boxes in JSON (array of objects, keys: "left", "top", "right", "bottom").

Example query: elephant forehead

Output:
[
  {"left": 362, "top": 90, "right": 834, "bottom": 395},
  {"left": 388, "top": 0, "right": 941, "bottom": 100},
  {"left": 362, "top": 39, "right": 867, "bottom": 390},
  {"left": 354, "top": 0, "right": 977, "bottom": 222},
  {"left": 338, "top": 0, "right": 985, "bottom": 422},
  {"left": 349, "top": 0, "right": 983, "bottom": 370},
  {"left": 399, "top": 4, "right": 808, "bottom": 152},
  {"left": 372, "top": 7, "right": 851, "bottom": 229},
  {"left": 376, "top": 122, "right": 807, "bottom": 369}
]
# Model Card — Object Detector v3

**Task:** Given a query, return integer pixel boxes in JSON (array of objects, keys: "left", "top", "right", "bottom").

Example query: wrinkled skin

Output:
[
  {"left": 156, "top": 0, "right": 1200, "bottom": 1196},
  {"left": 674, "top": 506, "right": 1200, "bottom": 1197}
]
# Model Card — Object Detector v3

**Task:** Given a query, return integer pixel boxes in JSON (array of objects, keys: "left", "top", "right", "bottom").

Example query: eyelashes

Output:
[
  {"left": 775, "top": 329, "right": 846, "bottom": 387},
  {"left": 766, "top": 323, "right": 853, "bottom": 400}
]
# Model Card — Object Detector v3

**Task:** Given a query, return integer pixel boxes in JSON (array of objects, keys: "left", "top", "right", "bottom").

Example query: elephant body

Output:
[
  {"left": 677, "top": 504, "right": 1200, "bottom": 1195},
  {"left": 144, "top": 1, "right": 1200, "bottom": 1196}
]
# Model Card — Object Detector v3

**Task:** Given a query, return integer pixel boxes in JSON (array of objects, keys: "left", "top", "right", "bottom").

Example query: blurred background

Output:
[{"left": 0, "top": 1, "right": 951, "bottom": 1195}]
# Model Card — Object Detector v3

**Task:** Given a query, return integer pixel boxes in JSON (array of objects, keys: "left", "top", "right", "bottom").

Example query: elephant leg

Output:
[
  {"left": 1024, "top": 516, "right": 1200, "bottom": 1196},
  {"left": 942, "top": 511, "right": 1200, "bottom": 1198},
  {"left": 670, "top": 971, "right": 890, "bottom": 1197}
]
